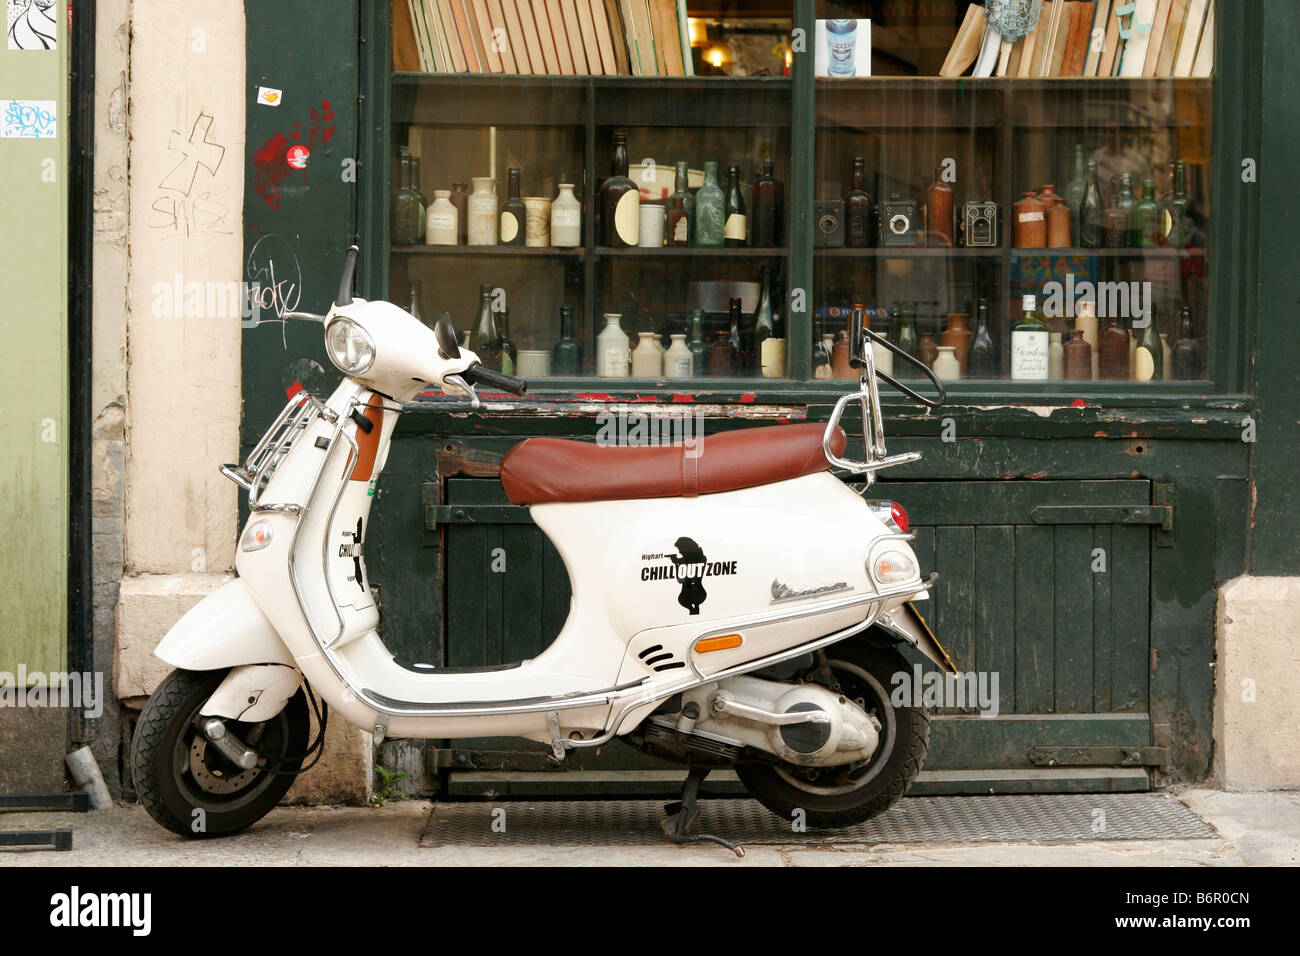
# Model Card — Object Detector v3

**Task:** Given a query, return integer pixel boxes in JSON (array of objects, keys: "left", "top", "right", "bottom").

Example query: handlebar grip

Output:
[
  {"left": 336, "top": 245, "right": 360, "bottom": 306},
  {"left": 463, "top": 363, "right": 528, "bottom": 396},
  {"left": 849, "top": 307, "right": 865, "bottom": 369}
]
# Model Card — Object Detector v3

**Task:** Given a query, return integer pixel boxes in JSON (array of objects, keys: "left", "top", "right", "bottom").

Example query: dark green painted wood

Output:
[
  {"left": 975, "top": 525, "right": 1016, "bottom": 715},
  {"left": 926, "top": 715, "right": 1150, "bottom": 771},
  {"left": 1053, "top": 527, "right": 1093, "bottom": 714},
  {"left": 1013, "top": 525, "right": 1055, "bottom": 714},
  {"left": 1091, "top": 525, "right": 1114, "bottom": 713},
  {"left": 1109, "top": 526, "right": 1151, "bottom": 714}
]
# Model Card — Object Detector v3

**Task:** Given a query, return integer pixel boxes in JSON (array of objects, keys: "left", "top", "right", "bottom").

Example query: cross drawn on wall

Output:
[{"left": 7, "top": 0, "right": 57, "bottom": 51}]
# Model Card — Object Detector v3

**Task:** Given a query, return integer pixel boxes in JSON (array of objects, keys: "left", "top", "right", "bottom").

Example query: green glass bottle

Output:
[
  {"left": 1130, "top": 178, "right": 1163, "bottom": 248},
  {"left": 687, "top": 309, "right": 707, "bottom": 373},
  {"left": 892, "top": 306, "right": 920, "bottom": 376},
  {"left": 1080, "top": 159, "right": 1105, "bottom": 248},
  {"left": 966, "top": 297, "right": 999, "bottom": 378},
  {"left": 552, "top": 305, "right": 581, "bottom": 375},
  {"left": 1171, "top": 306, "right": 1204, "bottom": 379},
  {"left": 1165, "top": 161, "right": 1193, "bottom": 248},
  {"left": 498, "top": 306, "right": 517, "bottom": 376},
  {"left": 407, "top": 280, "right": 426, "bottom": 326},
  {"left": 1063, "top": 144, "right": 1088, "bottom": 246},
  {"left": 473, "top": 285, "right": 502, "bottom": 370},
  {"left": 694, "top": 161, "right": 725, "bottom": 247},
  {"left": 1135, "top": 302, "right": 1163, "bottom": 381},
  {"left": 391, "top": 148, "right": 422, "bottom": 245}
]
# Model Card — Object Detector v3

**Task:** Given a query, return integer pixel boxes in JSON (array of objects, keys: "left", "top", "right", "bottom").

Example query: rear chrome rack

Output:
[{"left": 220, "top": 390, "right": 339, "bottom": 514}]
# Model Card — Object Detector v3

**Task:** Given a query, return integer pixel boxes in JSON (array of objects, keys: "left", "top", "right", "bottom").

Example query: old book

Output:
[
  {"left": 1045, "top": 0, "right": 1073, "bottom": 76},
  {"left": 471, "top": 0, "right": 504, "bottom": 72},
  {"left": 1142, "top": 0, "right": 1174, "bottom": 76},
  {"left": 486, "top": 0, "right": 520, "bottom": 72},
  {"left": 558, "top": 0, "right": 588, "bottom": 72},
  {"left": 1083, "top": 0, "right": 1107, "bottom": 75},
  {"left": 675, "top": 0, "right": 693, "bottom": 76},
  {"left": 541, "top": 0, "right": 573, "bottom": 72},
  {"left": 1156, "top": 0, "right": 1191, "bottom": 77},
  {"left": 1191, "top": 0, "right": 1213, "bottom": 76},
  {"left": 433, "top": 0, "right": 466, "bottom": 71},
  {"left": 1118, "top": 0, "right": 1157, "bottom": 77},
  {"left": 428, "top": 0, "right": 459, "bottom": 72},
  {"left": 529, "top": 0, "right": 563, "bottom": 73},
  {"left": 449, "top": 0, "right": 482, "bottom": 71},
  {"left": 512, "top": 0, "right": 546, "bottom": 72},
  {"left": 602, "top": 0, "right": 630, "bottom": 74},
  {"left": 394, "top": 1, "right": 423, "bottom": 71},
  {"left": 499, "top": 0, "right": 534, "bottom": 71},
  {"left": 653, "top": 0, "right": 684, "bottom": 76},
  {"left": 637, "top": 0, "right": 662, "bottom": 75},
  {"left": 589, "top": 0, "right": 620, "bottom": 73},
  {"left": 939, "top": 3, "right": 985, "bottom": 77},
  {"left": 996, "top": 38, "right": 1013, "bottom": 77},
  {"left": 1034, "top": 0, "right": 1062, "bottom": 76},
  {"left": 1098, "top": 0, "right": 1120, "bottom": 74},
  {"left": 574, "top": 0, "right": 604, "bottom": 74},
  {"left": 1017, "top": 1, "right": 1046, "bottom": 77},
  {"left": 619, "top": 0, "right": 654, "bottom": 75},
  {"left": 1063, "top": 2, "right": 1096, "bottom": 76},
  {"left": 1005, "top": 37, "right": 1024, "bottom": 76},
  {"left": 416, "top": 0, "right": 440, "bottom": 70},
  {"left": 1174, "top": 0, "right": 1210, "bottom": 76}
]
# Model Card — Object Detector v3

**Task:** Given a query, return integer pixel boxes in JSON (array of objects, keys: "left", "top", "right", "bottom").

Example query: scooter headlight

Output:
[
  {"left": 325, "top": 318, "right": 376, "bottom": 376},
  {"left": 870, "top": 549, "right": 918, "bottom": 586}
]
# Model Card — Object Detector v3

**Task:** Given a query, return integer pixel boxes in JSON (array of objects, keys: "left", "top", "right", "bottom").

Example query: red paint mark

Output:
[
  {"left": 285, "top": 380, "right": 304, "bottom": 399},
  {"left": 670, "top": 393, "right": 695, "bottom": 403},
  {"left": 776, "top": 417, "right": 790, "bottom": 423},
  {"left": 253, "top": 99, "right": 335, "bottom": 209},
  {"left": 574, "top": 392, "right": 619, "bottom": 402},
  {"left": 1070, "top": 398, "right": 1088, "bottom": 407},
  {"left": 739, "top": 392, "right": 757, "bottom": 403}
]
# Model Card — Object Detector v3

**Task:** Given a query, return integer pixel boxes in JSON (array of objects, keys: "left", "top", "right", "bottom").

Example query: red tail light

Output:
[{"left": 890, "top": 501, "right": 910, "bottom": 533}]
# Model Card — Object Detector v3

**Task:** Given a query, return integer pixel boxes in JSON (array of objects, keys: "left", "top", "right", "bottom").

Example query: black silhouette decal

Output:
[{"left": 672, "top": 536, "right": 708, "bottom": 615}]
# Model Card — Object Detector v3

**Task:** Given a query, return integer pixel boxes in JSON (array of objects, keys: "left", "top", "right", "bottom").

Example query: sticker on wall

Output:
[
  {"left": 1, "top": 99, "right": 56, "bottom": 138},
  {"left": 285, "top": 144, "right": 309, "bottom": 169},
  {"left": 256, "top": 86, "right": 283, "bottom": 107},
  {"left": 7, "top": 0, "right": 57, "bottom": 51}
]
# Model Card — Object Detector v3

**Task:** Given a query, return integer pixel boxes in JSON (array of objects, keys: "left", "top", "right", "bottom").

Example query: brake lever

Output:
[
  {"left": 443, "top": 373, "right": 481, "bottom": 409},
  {"left": 283, "top": 311, "right": 326, "bottom": 323}
]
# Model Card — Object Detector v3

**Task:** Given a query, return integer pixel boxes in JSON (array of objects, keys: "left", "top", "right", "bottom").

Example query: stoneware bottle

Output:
[
  {"left": 933, "top": 345, "right": 960, "bottom": 381},
  {"left": 596, "top": 313, "right": 630, "bottom": 377}
]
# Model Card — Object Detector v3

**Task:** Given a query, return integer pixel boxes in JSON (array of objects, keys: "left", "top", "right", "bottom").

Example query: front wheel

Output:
[
  {"left": 737, "top": 643, "right": 929, "bottom": 830},
  {"left": 131, "top": 668, "right": 309, "bottom": 838}
]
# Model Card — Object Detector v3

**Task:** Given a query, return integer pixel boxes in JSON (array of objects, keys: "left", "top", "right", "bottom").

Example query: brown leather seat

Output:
[{"left": 499, "top": 422, "right": 846, "bottom": 505}]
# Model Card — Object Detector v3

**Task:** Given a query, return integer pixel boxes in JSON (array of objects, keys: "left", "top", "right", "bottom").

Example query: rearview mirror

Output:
[{"left": 435, "top": 312, "right": 461, "bottom": 360}]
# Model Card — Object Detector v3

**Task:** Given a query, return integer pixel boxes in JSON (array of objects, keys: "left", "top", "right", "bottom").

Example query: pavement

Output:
[{"left": 2, "top": 788, "right": 1298, "bottom": 866}]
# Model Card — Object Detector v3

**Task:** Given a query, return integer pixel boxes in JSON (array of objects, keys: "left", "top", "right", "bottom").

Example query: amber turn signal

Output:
[{"left": 696, "top": 634, "right": 743, "bottom": 653}]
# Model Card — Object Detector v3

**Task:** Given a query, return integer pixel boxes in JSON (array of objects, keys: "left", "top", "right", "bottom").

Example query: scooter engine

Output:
[{"left": 663, "top": 675, "right": 882, "bottom": 767}]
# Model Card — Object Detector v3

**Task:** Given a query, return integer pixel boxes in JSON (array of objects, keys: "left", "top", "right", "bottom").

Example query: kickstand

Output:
[{"left": 660, "top": 765, "right": 744, "bottom": 858}]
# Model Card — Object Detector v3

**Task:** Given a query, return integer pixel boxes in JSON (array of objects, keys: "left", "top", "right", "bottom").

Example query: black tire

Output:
[
  {"left": 131, "top": 668, "right": 309, "bottom": 838},
  {"left": 736, "top": 642, "right": 929, "bottom": 830}
]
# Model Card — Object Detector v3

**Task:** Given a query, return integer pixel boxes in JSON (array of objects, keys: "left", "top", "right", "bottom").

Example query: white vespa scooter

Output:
[{"left": 132, "top": 246, "right": 953, "bottom": 852}]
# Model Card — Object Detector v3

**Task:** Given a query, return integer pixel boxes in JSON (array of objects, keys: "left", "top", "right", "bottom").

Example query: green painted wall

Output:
[{"left": 0, "top": 3, "right": 67, "bottom": 677}]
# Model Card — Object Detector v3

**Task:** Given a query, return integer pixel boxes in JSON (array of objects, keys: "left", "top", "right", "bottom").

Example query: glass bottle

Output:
[
  {"left": 1063, "top": 143, "right": 1088, "bottom": 246},
  {"left": 706, "top": 332, "right": 735, "bottom": 376},
  {"left": 392, "top": 149, "right": 422, "bottom": 245},
  {"left": 1134, "top": 303, "right": 1163, "bottom": 382},
  {"left": 551, "top": 183, "right": 582, "bottom": 247},
  {"left": 499, "top": 168, "right": 526, "bottom": 246},
  {"left": 966, "top": 298, "right": 999, "bottom": 378},
  {"left": 669, "top": 162, "right": 695, "bottom": 245},
  {"left": 813, "top": 328, "right": 834, "bottom": 379},
  {"left": 596, "top": 312, "right": 631, "bottom": 377},
  {"left": 750, "top": 158, "right": 784, "bottom": 247},
  {"left": 926, "top": 162, "right": 954, "bottom": 248},
  {"left": 1171, "top": 306, "right": 1204, "bottom": 380},
  {"left": 1080, "top": 159, "right": 1105, "bottom": 248},
  {"left": 754, "top": 266, "right": 774, "bottom": 348},
  {"left": 693, "top": 161, "right": 725, "bottom": 247},
  {"left": 450, "top": 182, "right": 470, "bottom": 245},
  {"left": 727, "top": 296, "right": 754, "bottom": 374},
  {"left": 406, "top": 280, "right": 425, "bottom": 325},
  {"left": 1166, "top": 161, "right": 1193, "bottom": 248},
  {"left": 551, "top": 305, "right": 581, "bottom": 375},
  {"left": 1010, "top": 294, "right": 1049, "bottom": 381},
  {"left": 1099, "top": 314, "right": 1130, "bottom": 380},
  {"left": 724, "top": 165, "right": 748, "bottom": 247},
  {"left": 1103, "top": 191, "right": 1128, "bottom": 248},
  {"left": 1063, "top": 329, "right": 1092, "bottom": 380},
  {"left": 498, "top": 307, "right": 517, "bottom": 375},
  {"left": 426, "top": 189, "right": 457, "bottom": 246},
  {"left": 845, "top": 156, "right": 874, "bottom": 248},
  {"left": 687, "top": 310, "right": 707, "bottom": 374},
  {"left": 1115, "top": 172, "right": 1137, "bottom": 224},
  {"left": 409, "top": 155, "right": 428, "bottom": 242},
  {"left": 473, "top": 285, "right": 502, "bottom": 370},
  {"left": 1130, "top": 179, "right": 1163, "bottom": 248},
  {"left": 892, "top": 306, "right": 920, "bottom": 376},
  {"left": 600, "top": 131, "right": 639, "bottom": 247},
  {"left": 667, "top": 195, "right": 689, "bottom": 246}
]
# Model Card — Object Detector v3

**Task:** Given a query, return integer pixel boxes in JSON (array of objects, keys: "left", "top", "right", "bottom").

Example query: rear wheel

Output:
[
  {"left": 131, "top": 668, "right": 308, "bottom": 838},
  {"left": 737, "top": 642, "right": 929, "bottom": 830}
]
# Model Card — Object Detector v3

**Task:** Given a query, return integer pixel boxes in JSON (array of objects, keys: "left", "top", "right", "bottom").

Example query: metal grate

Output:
[{"left": 420, "top": 793, "right": 1218, "bottom": 848}]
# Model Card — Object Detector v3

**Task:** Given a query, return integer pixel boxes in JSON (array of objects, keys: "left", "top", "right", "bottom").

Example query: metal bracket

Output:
[
  {"left": 1028, "top": 745, "right": 1170, "bottom": 768},
  {"left": 1030, "top": 505, "right": 1173, "bottom": 528},
  {"left": 373, "top": 712, "right": 389, "bottom": 746},
  {"left": 710, "top": 691, "right": 830, "bottom": 727},
  {"left": 546, "top": 711, "right": 567, "bottom": 761}
]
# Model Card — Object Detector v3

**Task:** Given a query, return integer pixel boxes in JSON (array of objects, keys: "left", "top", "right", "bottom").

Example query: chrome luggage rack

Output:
[
  {"left": 220, "top": 389, "right": 340, "bottom": 515},
  {"left": 823, "top": 309, "right": 947, "bottom": 487}
]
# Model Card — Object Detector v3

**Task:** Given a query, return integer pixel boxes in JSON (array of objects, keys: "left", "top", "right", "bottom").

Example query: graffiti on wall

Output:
[
  {"left": 252, "top": 98, "right": 335, "bottom": 210},
  {"left": 149, "top": 111, "right": 232, "bottom": 239}
]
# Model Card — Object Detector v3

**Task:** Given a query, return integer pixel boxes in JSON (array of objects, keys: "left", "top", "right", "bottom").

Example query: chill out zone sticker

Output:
[{"left": 640, "top": 537, "right": 739, "bottom": 616}]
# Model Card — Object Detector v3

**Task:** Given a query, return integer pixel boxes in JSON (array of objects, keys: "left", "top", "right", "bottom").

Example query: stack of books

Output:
[
  {"left": 941, "top": 0, "right": 1215, "bottom": 79},
  {"left": 393, "top": 0, "right": 695, "bottom": 75}
]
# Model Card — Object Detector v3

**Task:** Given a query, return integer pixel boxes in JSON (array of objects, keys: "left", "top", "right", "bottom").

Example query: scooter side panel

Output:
[{"left": 154, "top": 578, "right": 297, "bottom": 671}]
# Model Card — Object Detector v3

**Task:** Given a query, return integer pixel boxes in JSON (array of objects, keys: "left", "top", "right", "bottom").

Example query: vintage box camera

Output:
[
  {"left": 881, "top": 194, "right": 918, "bottom": 247},
  {"left": 962, "top": 200, "right": 1000, "bottom": 247},
  {"left": 814, "top": 200, "right": 845, "bottom": 247}
]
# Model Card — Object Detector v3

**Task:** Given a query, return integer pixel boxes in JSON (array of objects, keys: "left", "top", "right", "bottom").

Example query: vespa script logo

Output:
[{"left": 640, "top": 537, "right": 738, "bottom": 616}]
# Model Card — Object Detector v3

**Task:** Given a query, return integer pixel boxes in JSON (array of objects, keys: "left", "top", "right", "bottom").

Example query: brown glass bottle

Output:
[
  {"left": 667, "top": 195, "right": 689, "bottom": 246},
  {"left": 845, "top": 156, "right": 874, "bottom": 248},
  {"left": 1099, "top": 315, "right": 1130, "bottom": 380},
  {"left": 706, "top": 334, "right": 735, "bottom": 376},
  {"left": 600, "top": 131, "right": 639, "bottom": 247},
  {"left": 926, "top": 163, "right": 954, "bottom": 247},
  {"left": 1063, "top": 329, "right": 1092, "bottom": 380},
  {"left": 750, "top": 158, "right": 784, "bottom": 247},
  {"left": 450, "top": 182, "right": 470, "bottom": 245}
]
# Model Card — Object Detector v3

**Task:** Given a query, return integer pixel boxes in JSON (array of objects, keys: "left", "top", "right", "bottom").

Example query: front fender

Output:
[
  {"left": 871, "top": 602, "right": 958, "bottom": 673},
  {"left": 155, "top": 578, "right": 296, "bottom": 671}
]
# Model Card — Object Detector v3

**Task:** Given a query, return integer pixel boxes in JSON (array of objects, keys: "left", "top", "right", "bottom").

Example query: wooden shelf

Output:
[
  {"left": 1010, "top": 247, "right": 1208, "bottom": 258},
  {"left": 816, "top": 247, "right": 1001, "bottom": 259},
  {"left": 391, "top": 245, "right": 583, "bottom": 258},
  {"left": 595, "top": 246, "right": 786, "bottom": 258}
]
